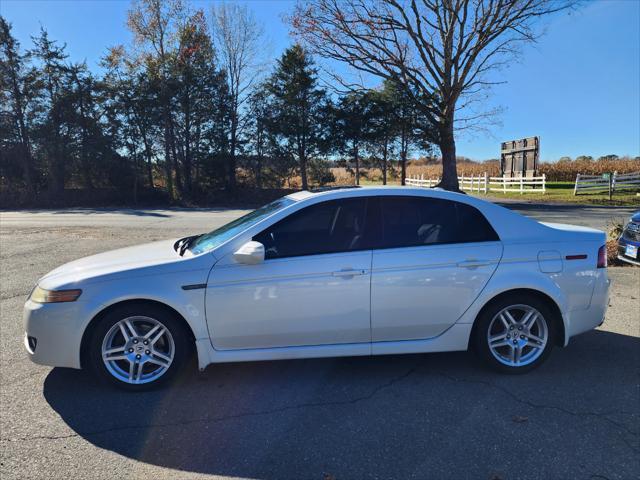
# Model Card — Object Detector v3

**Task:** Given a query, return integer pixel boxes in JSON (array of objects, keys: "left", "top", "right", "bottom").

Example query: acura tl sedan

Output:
[{"left": 24, "top": 187, "right": 610, "bottom": 390}]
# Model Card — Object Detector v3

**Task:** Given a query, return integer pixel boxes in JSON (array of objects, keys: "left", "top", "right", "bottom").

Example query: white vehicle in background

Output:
[{"left": 24, "top": 187, "right": 610, "bottom": 390}]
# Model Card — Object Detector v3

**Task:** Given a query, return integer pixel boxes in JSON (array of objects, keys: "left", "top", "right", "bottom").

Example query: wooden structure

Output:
[{"left": 501, "top": 136, "right": 539, "bottom": 177}]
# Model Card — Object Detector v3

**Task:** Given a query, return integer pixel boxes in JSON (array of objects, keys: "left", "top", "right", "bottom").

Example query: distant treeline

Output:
[{"left": 0, "top": 1, "right": 435, "bottom": 207}]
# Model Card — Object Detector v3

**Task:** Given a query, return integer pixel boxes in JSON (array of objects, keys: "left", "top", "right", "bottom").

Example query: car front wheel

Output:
[
  {"left": 87, "top": 304, "right": 190, "bottom": 390},
  {"left": 474, "top": 294, "right": 557, "bottom": 373}
]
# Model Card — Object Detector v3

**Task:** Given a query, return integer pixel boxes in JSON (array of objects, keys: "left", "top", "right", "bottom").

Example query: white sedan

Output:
[{"left": 24, "top": 187, "right": 610, "bottom": 390}]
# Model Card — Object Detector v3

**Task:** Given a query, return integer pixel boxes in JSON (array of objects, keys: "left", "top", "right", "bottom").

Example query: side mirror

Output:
[{"left": 233, "top": 241, "right": 265, "bottom": 265}]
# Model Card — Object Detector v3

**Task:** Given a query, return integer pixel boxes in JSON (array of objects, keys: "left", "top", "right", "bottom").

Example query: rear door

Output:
[{"left": 370, "top": 196, "right": 503, "bottom": 342}]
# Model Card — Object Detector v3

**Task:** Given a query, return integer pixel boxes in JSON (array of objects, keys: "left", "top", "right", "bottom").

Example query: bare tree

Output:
[
  {"left": 211, "top": 2, "right": 264, "bottom": 192},
  {"left": 128, "top": 0, "right": 187, "bottom": 199},
  {"left": 291, "top": 0, "right": 576, "bottom": 191}
]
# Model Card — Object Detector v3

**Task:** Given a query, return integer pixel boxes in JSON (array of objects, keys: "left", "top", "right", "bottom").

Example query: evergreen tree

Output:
[
  {"left": 0, "top": 17, "right": 35, "bottom": 193},
  {"left": 333, "top": 91, "right": 372, "bottom": 185},
  {"left": 266, "top": 44, "right": 329, "bottom": 190},
  {"left": 29, "top": 27, "right": 69, "bottom": 195}
]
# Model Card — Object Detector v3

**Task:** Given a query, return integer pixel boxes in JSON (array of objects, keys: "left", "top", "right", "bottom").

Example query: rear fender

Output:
[{"left": 456, "top": 262, "right": 569, "bottom": 344}]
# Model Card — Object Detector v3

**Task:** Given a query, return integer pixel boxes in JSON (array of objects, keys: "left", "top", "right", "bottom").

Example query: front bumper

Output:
[{"left": 23, "top": 299, "right": 86, "bottom": 369}]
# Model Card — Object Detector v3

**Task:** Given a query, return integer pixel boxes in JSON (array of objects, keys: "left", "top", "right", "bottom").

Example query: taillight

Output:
[{"left": 597, "top": 245, "right": 607, "bottom": 268}]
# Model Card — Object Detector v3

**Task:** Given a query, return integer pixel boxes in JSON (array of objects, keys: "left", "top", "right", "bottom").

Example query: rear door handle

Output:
[
  {"left": 457, "top": 260, "right": 491, "bottom": 268},
  {"left": 332, "top": 269, "right": 366, "bottom": 277}
]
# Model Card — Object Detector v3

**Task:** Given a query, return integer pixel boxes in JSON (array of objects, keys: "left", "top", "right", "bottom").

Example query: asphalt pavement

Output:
[{"left": 0, "top": 203, "right": 638, "bottom": 480}]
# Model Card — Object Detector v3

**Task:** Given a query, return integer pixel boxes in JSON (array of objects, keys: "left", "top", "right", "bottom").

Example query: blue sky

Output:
[{"left": 1, "top": 0, "right": 638, "bottom": 161}]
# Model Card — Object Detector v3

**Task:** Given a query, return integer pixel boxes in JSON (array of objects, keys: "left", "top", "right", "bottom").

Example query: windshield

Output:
[{"left": 188, "top": 197, "right": 296, "bottom": 255}]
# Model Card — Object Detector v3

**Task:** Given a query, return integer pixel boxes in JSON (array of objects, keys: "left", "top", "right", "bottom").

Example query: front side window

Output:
[
  {"left": 189, "top": 197, "right": 295, "bottom": 255},
  {"left": 253, "top": 198, "right": 368, "bottom": 259},
  {"left": 378, "top": 196, "right": 498, "bottom": 249}
]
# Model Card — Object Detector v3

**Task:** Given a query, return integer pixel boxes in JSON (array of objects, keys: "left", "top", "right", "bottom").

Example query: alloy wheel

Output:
[
  {"left": 486, "top": 304, "right": 549, "bottom": 367},
  {"left": 101, "top": 316, "right": 175, "bottom": 384}
]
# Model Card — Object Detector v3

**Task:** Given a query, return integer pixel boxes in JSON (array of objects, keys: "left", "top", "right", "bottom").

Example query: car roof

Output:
[{"left": 287, "top": 185, "right": 483, "bottom": 207}]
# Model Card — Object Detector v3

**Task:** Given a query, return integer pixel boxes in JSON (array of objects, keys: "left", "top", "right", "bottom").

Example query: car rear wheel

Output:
[
  {"left": 87, "top": 304, "right": 190, "bottom": 390},
  {"left": 474, "top": 294, "right": 557, "bottom": 374}
]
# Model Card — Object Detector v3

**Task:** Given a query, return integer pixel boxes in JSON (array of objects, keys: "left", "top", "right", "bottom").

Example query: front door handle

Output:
[
  {"left": 457, "top": 260, "right": 491, "bottom": 268},
  {"left": 332, "top": 269, "right": 366, "bottom": 277}
]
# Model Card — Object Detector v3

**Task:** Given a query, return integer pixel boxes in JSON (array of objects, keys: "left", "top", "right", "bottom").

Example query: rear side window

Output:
[
  {"left": 455, "top": 201, "right": 500, "bottom": 243},
  {"left": 378, "top": 196, "right": 498, "bottom": 249},
  {"left": 253, "top": 198, "right": 368, "bottom": 259}
]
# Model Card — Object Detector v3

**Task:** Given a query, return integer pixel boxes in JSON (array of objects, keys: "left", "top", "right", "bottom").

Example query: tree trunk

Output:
[
  {"left": 400, "top": 126, "right": 408, "bottom": 186},
  {"left": 401, "top": 151, "right": 407, "bottom": 186},
  {"left": 140, "top": 132, "right": 154, "bottom": 189},
  {"left": 168, "top": 115, "right": 183, "bottom": 198},
  {"left": 298, "top": 133, "right": 308, "bottom": 189},
  {"left": 76, "top": 81, "right": 93, "bottom": 190},
  {"left": 13, "top": 97, "right": 34, "bottom": 193},
  {"left": 21, "top": 142, "right": 33, "bottom": 193},
  {"left": 382, "top": 140, "right": 388, "bottom": 185},
  {"left": 354, "top": 142, "right": 360, "bottom": 186},
  {"left": 132, "top": 148, "right": 138, "bottom": 205},
  {"left": 255, "top": 154, "right": 263, "bottom": 189},
  {"left": 47, "top": 96, "right": 64, "bottom": 197},
  {"left": 48, "top": 123, "right": 65, "bottom": 197},
  {"left": 228, "top": 109, "right": 238, "bottom": 192},
  {"left": 300, "top": 156, "right": 308, "bottom": 190},
  {"left": 163, "top": 112, "right": 174, "bottom": 200},
  {"left": 438, "top": 119, "right": 460, "bottom": 191},
  {"left": 183, "top": 92, "right": 192, "bottom": 197},
  {"left": 48, "top": 147, "right": 65, "bottom": 198}
]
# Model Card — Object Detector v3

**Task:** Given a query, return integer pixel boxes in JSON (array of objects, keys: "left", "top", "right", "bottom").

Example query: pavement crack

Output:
[
  {"left": 0, "top": 292, "right": 29, "bottom": 302},
  {"left": 0, "top": 366, "right": 417, "bottom": 443},
  {"left": 433, "top": 371, "right": 639, "bottom": 453}
]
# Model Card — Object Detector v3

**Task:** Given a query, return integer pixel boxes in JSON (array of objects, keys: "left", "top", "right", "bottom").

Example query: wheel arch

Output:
[
  {"left": 79, "top": 299, "right": 197, "bottom": 369},
  {"left": 470, "top": 288, "right": 565, "bottom": 347}
]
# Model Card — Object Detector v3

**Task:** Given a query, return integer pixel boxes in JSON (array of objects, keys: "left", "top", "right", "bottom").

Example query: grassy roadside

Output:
[
  {"left": 477, "top": 181, "right": 640, "bottom": 206},
  {"left": 356, "top": 179, "right": 640, "bottom": 206}
]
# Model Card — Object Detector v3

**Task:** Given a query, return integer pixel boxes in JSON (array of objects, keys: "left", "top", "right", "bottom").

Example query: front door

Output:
[
  {"left": 370, "top": 196, "right": 503, "bottom": 342},
  {"left": 206, "top": 197, "right": 373, "bottom": 350}
]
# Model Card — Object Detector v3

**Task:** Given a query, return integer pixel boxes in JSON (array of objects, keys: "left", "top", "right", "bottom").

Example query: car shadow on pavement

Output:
[{"left": 43, "top": 330, "right": 639, "bottom": 480}]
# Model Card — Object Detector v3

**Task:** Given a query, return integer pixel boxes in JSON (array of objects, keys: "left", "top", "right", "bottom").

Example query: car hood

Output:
[
  {"left": 631, "top": 211, "right": 640, "bottom": 223},
  {"left": 38, "top": 239, "right": 188, "bottom": 290}
]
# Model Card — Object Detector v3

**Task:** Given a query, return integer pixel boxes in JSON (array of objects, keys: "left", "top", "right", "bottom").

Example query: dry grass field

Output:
[
  {"left": 330, "top": 157, "right": 640, "bottom": 185},
  {"left": 327, "top": 158, "right": 640, "bottom": 206}
]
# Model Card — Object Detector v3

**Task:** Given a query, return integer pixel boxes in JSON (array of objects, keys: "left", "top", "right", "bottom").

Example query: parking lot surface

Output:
[{"left": 1, "top": 204, "right": 638, "bottom": 480}]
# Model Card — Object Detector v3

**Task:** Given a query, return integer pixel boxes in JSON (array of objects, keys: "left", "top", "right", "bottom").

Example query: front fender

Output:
[{"left": 82, "top": 268, "right": 211, "bottom": 341}]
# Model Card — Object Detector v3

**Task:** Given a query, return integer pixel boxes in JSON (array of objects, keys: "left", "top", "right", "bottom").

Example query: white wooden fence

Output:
[
  {"left": 613, "top": 171, "right": 640, "bottom": 191},
  {"left": 406, "top": 173, "right": 546, "bottom": 194},
  {"left": 488, "top": 175, "right": 546, "bottom": 194},
  {"left": 574, "top": 171, "right": 640, "bottom": 195}
]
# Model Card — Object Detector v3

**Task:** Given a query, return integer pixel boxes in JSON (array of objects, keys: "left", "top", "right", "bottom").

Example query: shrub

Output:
[{"left": 309, "top": 158, "right": 336, "bottom": 186}]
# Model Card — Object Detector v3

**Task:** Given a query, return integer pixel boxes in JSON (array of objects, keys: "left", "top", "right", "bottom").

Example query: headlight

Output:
[{"left": 30, "top": 286, "right": 82, "bottom": 303}]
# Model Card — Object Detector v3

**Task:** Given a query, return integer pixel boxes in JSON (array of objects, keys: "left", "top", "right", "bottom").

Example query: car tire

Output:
[
  {"left": 86, "top": 303, "right": 192, "bottom": 391},
  {"left": 473, "top": 293, "right": 557, "bottom": 374}
]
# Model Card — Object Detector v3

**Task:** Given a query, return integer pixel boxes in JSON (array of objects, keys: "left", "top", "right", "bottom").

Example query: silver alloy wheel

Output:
[
  {"left": 101, "top": 316, "right": 175, "bottom": 384},
  {"left": 487, "top": 304, "right": 549, "bottom": 367}
]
